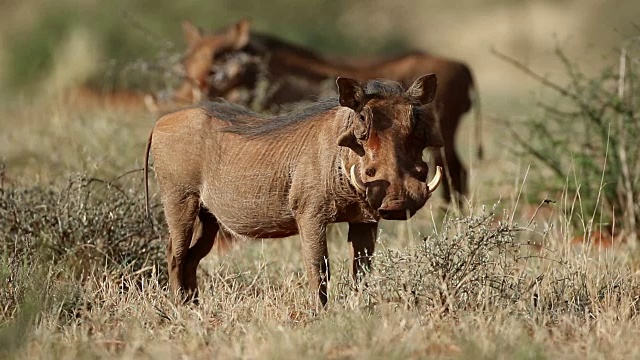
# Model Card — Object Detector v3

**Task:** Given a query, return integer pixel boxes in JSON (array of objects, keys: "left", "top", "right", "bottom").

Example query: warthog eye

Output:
[{"left": 358, "top": 113, "right": 366, "bottom": 122}]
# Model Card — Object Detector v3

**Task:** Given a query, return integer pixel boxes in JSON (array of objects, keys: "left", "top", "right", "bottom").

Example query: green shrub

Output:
[{"left": 495, "top": 44, "right": 640, "bottom": 239}]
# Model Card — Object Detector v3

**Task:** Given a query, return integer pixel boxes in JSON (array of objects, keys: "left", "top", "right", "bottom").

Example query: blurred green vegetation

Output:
[
  {"left": 0, "top": 0, "right": 412, "bottom": 95},
  {"left": 506, "top": 47, "right": 640, "bottom": 236},
  {"left": 2, "top": 0, "right": 638, "bottom": 109}
]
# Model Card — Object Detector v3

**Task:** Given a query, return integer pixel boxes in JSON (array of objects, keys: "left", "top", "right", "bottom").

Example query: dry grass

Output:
[
  {"left": 1, "top": 183, "right": 639, "bottom": 359},
  {"left": 0, "top": 101, "right": 155, "bottom": 183},
  {"left": 0, "top": 101, "right": 639, "bottom": 359},
  {"left": 1, "top": 1, "right": 639, "bottom": 357}
]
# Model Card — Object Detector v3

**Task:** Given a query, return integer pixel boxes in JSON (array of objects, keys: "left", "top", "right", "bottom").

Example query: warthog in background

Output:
[
  {"left": 144, "top": 75, "right": 444, "bottom": 306},
  {"left": 148, "top": 20, "right": 480, "bottom": 203},
  {"left": 144, "top": 21, "right": 261, "bottom": 113}
]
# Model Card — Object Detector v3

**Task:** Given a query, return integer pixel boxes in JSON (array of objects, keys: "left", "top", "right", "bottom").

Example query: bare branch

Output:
[{"left": 491, "top": 48, "right": 581, "bottom": 103}]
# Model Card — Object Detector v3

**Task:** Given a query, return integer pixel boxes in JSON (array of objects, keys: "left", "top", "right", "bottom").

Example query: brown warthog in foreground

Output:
[
  {"left": 144, "top": 75, "right": 444, "bottom": 306},
  {"left": 148, "top": 20, "right": 480, "bottom": 203}
]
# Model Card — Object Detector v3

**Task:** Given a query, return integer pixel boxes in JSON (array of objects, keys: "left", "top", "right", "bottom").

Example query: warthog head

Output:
[
  {"left": 145, "top": 20, "right": 259, "bottom": 113},
  {"left": 337, "top": 74, "right": 444, "bottom": 220},
  {"left": 181, "top": 20, "right": 254, "bottom": 96}
]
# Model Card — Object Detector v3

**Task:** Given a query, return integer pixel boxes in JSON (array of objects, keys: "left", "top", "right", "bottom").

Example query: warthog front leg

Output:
[
  {"left": 297, "top": 217, "right": 330, "bottom": 308},
  {"left": 348, "top": 223, "right": 377, "bottom": 282},
  {"left": 162, "top": 193, "right": 199, "bottom": 302}
]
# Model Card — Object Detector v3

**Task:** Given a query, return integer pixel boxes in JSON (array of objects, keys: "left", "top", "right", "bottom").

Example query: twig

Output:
[
  {"left": 499, "top": 118, "right": 564, "bottom": 178},
  {"left": 525, "top": 198, "right": 557, "bottom": 228},
  {"left": 122, "top": 11, "right": 175, "bottom": 50},
  {"left": 491, "top": 48, "right": 602, "bottom": 121},
  {"left": 111, "top": 167, "right": 144, "bottom": 183},
  {"left": 84, "top": 177, "right": 128, "bottom": 199},
  {"left": 510, "top": 165, "right": 530, "bottom": 225},
  {"left": 0, "top": 163, "right": 5, "bottom": 189},
  {"left": 491, "top": 48, "right": 580, "bottom": 103},
  {"left": 535, "top": 101, "right": 581, "bottom": 118},
  {"left": 617, "top": 46, "right": 637, "bottom": 241}
]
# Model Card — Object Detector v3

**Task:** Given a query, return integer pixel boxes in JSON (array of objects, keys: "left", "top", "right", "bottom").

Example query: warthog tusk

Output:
[
  {"left": 350, "top": 165, "right": 366, "bottom": 193},
  {"left": 427, "top": 166, "right": 443, "bottom": 193}
]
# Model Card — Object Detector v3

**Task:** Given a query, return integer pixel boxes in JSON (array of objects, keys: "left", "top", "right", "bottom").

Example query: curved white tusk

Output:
[
  {"left": 350, "top": 165, "right": 367, "bottom": 193},
  {"left": 427, "top": 166, "right": 443, "bottom": 193}
]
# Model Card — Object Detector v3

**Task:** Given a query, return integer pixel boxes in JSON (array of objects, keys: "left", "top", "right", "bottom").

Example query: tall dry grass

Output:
[
  {"left": 1, "top": 25, "right": 640, "bottom": 358},
  {"left": 1, "top": 107, "right": 639, "bottom": 357},
  {"left": 1, "top": 176, "right": 639, "bottom": 359}
]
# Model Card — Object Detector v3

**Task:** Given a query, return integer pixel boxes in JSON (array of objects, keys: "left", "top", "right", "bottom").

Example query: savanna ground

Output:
[{"left": 2, "top": 1, "right": 640, "bottom": 359}]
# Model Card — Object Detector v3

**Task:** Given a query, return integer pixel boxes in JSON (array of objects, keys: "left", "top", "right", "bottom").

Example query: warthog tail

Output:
[
  {"left": 467, "top": 66, "right": 483, "bottom": 161},
  {"left": 144, "top": 129, "right": 154, "bottom": 219}
]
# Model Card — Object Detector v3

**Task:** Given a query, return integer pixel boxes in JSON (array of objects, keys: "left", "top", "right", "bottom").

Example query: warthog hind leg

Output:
[
  {"left": 183, "top": 207, "right": 219, "bottom": 303},
  {"left": 348, "top": 223, "right": 377, "bottom": 282},
  {"left": 163, "top": 193, "right": 199, "bottom": 302}
]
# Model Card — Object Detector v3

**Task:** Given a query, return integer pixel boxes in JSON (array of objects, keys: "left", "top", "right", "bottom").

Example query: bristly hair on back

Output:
[
  {"left": 202, "top": 78, "right": 408, "bottom": 138},
  {"left": 364, "top": 79, "right": 405, "bottom": 97},
  {"left": 202, "top": 98, "right": 340, "bottom": 137}
]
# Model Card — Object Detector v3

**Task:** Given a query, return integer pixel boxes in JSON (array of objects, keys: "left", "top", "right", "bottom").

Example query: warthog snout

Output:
[
  {"left": 361, "top": 165, "right": 443, "bottom": 220},
  {"left": 364, "top": 179, "right": 390, "bottom": 211}
]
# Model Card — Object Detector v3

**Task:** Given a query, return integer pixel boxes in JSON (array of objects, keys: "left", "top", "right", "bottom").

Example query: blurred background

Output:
[
  {"left": 0, "top": 0, "right": 638, "bottom": 114},
  {"left": 2, "top": 3, "right": 640, "bottom": 357},
  {"left": 0, "top": 0, "right": 639, "bottom": 210}
]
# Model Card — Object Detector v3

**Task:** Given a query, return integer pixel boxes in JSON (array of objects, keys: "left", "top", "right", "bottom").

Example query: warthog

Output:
[
  {"left": 149, "top": 19, "right": 480, "bottom": 203},
  {"left": 144, "top": 75, "right": 444, "bottom": 306}
]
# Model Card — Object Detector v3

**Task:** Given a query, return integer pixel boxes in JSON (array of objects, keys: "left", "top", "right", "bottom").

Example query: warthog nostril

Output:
[
  {"left": 377, "top": 200, "right": 412, "bottom": 220},
  {"left": 365, "top": 167, "right": 376, "bottom": 178}
]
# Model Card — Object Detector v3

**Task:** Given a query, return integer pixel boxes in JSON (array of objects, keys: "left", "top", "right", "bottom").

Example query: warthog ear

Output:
[
  {"left": 227, "top": 19, "right": 251, "bottom": 50},
  {"left": 182, "top": 21, "right": 203, "bottom": 49},
  {"left": 406, "top": 74, "right": 437, "bottom": 105},
  {"left": 337, "top": 131, "right": 365, "bottom": 156},
  {"left": 337, "top": 77, "right": 366, "bottom": 111}
]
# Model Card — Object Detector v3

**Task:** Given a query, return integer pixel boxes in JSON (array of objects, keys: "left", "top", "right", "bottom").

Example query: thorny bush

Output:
[
  {"left": 0, "top": 171, "right": 166, "bottom": 277},
  {"left": 495, "top": 41, "right": 640, "bottom": 241},
  {"left": 337, "top": 204, "right": 639, "bottom": 321},
  {"left": 1, "top": 169, "right": 638, "bottom": 327}
]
